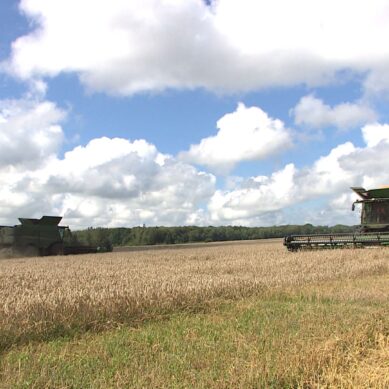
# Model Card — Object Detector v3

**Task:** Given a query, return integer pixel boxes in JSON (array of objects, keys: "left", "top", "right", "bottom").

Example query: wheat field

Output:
[
  {"left": 1, "top": 241, "right": 387, "bottom": 345},
  {"left": 1, "top": 241, "right": 389, "bottom": 387}
]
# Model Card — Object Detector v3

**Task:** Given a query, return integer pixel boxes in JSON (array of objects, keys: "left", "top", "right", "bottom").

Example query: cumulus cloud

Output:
[
  {"left": 364, "top": 61, "right": 389, "bottom": 95},
  {"left": 1, "top": 93, "right": 389, "bottom": 228},
  {"left": 0, "top": 96, "right": 216, "bottom": 227},
  {"left": 3, "top": 0, "right": 389, "bottom": 95},
  {"left": 292, "top": 95, "right": 377, "bottom": 129},
  {"left": 209, "top": 164, "right": 296, "bottom": 222},
  {"left": 39, "top": 137, "right": 216, "bottom": 227},
  {"left": 180, "top": 103, "right": 292, "bottom": 173},
  {"left": 207, "top": 125, "right": 389, "bottom": 225},
  {"left": 361, "top": 122, "right": 389, "bottom": 147},
  {"left": 47, "top": 157, "right": 216, "bottom": 228},
  {"left": 0, "top": 98, "right": 65, "bottom": 168}
]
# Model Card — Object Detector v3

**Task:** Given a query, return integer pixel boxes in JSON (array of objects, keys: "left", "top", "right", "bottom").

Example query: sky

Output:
[{"left": 1, "top": 0, "right": 389, "bottom": 229}]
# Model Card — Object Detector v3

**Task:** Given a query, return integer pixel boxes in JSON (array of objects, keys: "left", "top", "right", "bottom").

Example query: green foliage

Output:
[
  {"left": 73, "top": 224, "right": 357, "bottom": 248},
  {"left": 75, "top": 227, "right": 113, "bottom": 252}
]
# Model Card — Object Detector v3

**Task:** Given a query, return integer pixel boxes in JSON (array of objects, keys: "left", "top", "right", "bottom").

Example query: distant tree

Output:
[{"left": 73, "top": 223, "right": 356, "bottom": 249}]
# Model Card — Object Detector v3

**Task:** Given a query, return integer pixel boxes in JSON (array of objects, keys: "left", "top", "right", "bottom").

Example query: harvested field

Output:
[{"left": 1, "top": 241, "right": 388, "bottom": 387}]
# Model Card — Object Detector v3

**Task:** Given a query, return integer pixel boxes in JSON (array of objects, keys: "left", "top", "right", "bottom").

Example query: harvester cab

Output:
[
  {"left": 284, "top": 187, "right": 389, "bottom": 251},
  {"left": 351, "top": 187, "right": 389, "bottom": 232}
]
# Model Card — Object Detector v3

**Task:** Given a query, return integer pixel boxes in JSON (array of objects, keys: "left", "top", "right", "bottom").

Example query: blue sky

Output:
[{"left": 1, "top": 0, "right": 389, "bottom": 228}]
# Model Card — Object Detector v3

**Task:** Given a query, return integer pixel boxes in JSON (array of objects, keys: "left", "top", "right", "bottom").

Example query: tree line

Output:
[{"left": 72, "top": 224, "right": 356, "bottom": 250}]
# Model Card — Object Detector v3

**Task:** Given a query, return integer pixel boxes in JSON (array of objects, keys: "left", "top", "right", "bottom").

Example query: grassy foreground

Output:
[{"left": 1, "top": 242, "right": 388, "bottom": 388}]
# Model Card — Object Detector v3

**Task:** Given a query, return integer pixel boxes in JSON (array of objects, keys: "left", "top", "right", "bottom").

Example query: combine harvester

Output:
[
  {"left": 284, "top": 187, "right": 389, "bottom": 251},
  {"left": 0, "top": 216, "right": 97, "bottom": 257}
]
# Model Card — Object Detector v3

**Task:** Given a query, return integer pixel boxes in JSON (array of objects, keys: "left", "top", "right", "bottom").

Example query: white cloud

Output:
[
  {"left": 3, "top": 0, "right": 389, "bottom": 95},
  {"left": 364, "top": 61, "right": 389, "bottom": 95},
  {"left": 0, "top": 96, "right": 216, "bottom": 227},
  {"left": 0, "top": 98, "right": 65, "bottom": 168},
  {"left": 209, "top": 163, "right": 296, "bottom": 222},
  {"left": 1, "top": 94, "right": 389, "bottom": 228},
  {"left": 40, "top": 137, "right": 216, "bottom": 227},
  {"left": 361, "top": 122, "right": 389, "bottom": 147},
  {"left": 292, "top": 95, "right": 376, "bottom": 129},
  {"left": 180, "top": 103, "right": 292, "bottom": 173},
  {"left": 206, "top": 125, "right": 389, "bottom": 225},
  {"left": 339, "top": 140, "right": 389, "bottom": 190},
  {"left": 301, "top": 142, "right": 357, "bottom": 197}
]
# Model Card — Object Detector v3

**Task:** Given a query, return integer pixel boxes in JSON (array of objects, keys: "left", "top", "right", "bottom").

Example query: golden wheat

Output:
[
  {"left": 1, "top": 242, "right": 388, "bottom": 346},
  {"left": 1, "top": 241, "right": 389, "bottom": 387}
]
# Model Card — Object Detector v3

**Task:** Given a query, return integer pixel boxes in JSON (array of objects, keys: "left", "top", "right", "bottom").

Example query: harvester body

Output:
[
  {"left": 284, "top": 187, "right": 389, "bottom": 251},
  {"left": 0, "top": 216, "right": 97, "bottom": 257}
]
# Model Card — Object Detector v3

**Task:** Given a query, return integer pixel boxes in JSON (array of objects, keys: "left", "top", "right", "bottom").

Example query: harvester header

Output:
[{"left": 284, "top": 187, "right": 389, "bottom": 251}]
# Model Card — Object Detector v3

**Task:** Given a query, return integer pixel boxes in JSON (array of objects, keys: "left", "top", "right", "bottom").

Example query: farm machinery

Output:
[
  {"left": 0, "top": 216, "right": 98, "bottom": 257},
  {"left": 284, "top": 187, "right": 389, "bottom": 251}
]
